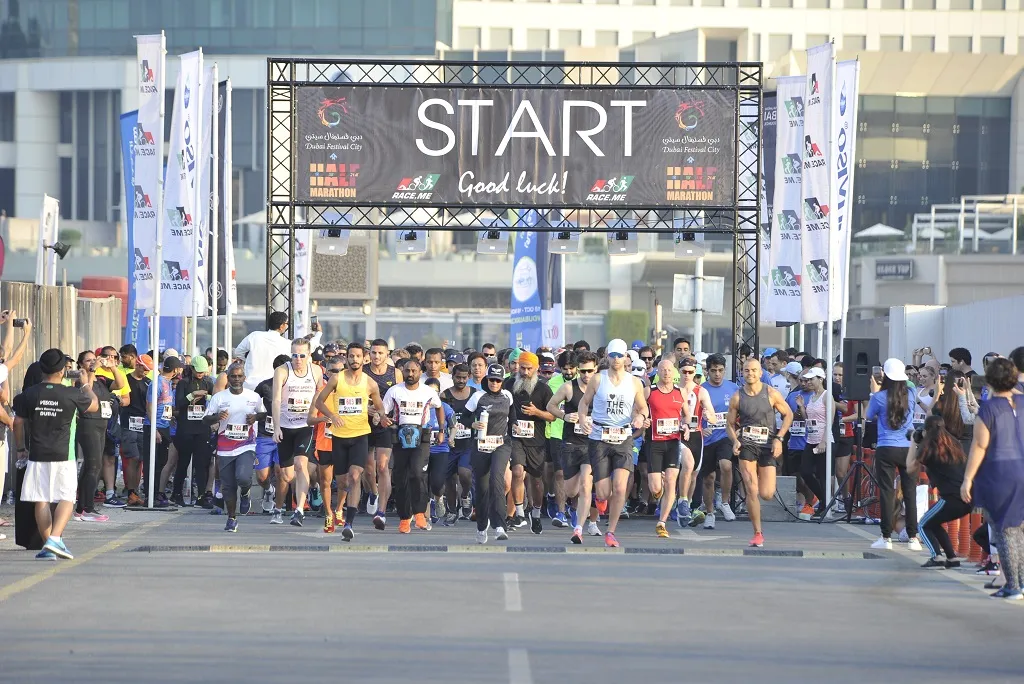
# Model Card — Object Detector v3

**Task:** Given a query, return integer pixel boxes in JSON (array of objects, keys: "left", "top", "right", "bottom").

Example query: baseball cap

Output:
[
  {"left": 627, "top": 349, "right": 639, "bottom": 363},
  {"left": 762, "top": 347, "right": 777, "bottom": 358},
  {"left": 449, "top": 353, "right": 467, "bottom": 365},
  {"left": 630, "top": 359, "right": 646, "bottom": 377},
  {"left": 784, "top": 361, "right": 803, "bottom": 375},
  {"left": 162, "top": 356, "right": 183, "bottom": 372},
  {"left": 631, "top": 340, "right": 645, "bottom": 351},
  {"left": 164, "top": 348, "right": 180, "bottom": 359},
  {"left": 508, "top": 348, "right": 522, "bottom": 363},
  {"left": 138, "top": 354, "right": 154, "bottom": 371},
  {"left": 606, "top": 339, "right": 628, "bottom": 358},
  {"left": 191, "top": 355, "right": 210, "bottom": 373},
  {"left": 540, "top": 360, "right": 557, "bottom": 373},
  {"left": 445, "top": 349, "right": 459, "bottom": 364},
  {"left": 323, "top": 343, "right": 340, "bottom": 354},
  {"left": 883, "top": 358, "right": 908, "bottom": 382},
  {"left": 802, "top": 367, "right": 826, "bottom": 380},
  {"left": 679, "top": 356, "right": 698, "bottom": 370},
  {"left": 486, "top": 363, "right": 505, "bottom": 381}
]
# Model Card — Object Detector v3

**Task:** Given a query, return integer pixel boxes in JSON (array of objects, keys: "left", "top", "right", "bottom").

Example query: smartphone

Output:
[
  {"left": 310, "top": 315, "right": 318, "bottom": 327},
  {"left": 872, "top": 366, "right": 883, "bottom": 382},
  {"left": 12, "top": 319, "right": 27, "bottom": 328},
  {"left": 940, "top": 368, "right": 948, "bottom": 379},
  {"left": 923, "top": 347, "right": 931, "bottom": 355},
  {"left": 956, "top": 377, "right": 965, "bottom": 389},
  {"left": 65, "top": 369, "right": 82, "bottom": 380}
]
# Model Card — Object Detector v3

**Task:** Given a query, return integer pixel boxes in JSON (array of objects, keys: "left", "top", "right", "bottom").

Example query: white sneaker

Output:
[
  {"left": 262, "top": 485, "right": 276, "bottom": 514},
  {"left": 270, "top": 509, "right": 284, "bottom": 525},
  {"left": 476, "top": 528, "right": 488, "bottom": 544},
  {"left": 871, "top": 536, "right": 893, "bottom": 550},
  {"left": 703, "top": 513, "right": 716, "bottom": 530},
  {"left": 713, "top": 491, "right": 723, "bottom": 511},
  {"left": 908, "top": 537, "right": 923, "bottom": 551},
  {"left": 366, "top": 493, "right": 379, "bottom": 516},
  {"left": 495, "top": 527, "right": 508, "bottom": 541},
  {"left": 586, "top": 521, "right": 602, "bottom": 536},
  {"left": 720, "top": 503, "right": 736, "bottom": 522}
]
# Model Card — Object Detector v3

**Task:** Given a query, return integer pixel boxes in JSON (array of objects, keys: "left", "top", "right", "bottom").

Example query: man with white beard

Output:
[{"left": 502, "top": 351, "right": 554, "bottom": 534}]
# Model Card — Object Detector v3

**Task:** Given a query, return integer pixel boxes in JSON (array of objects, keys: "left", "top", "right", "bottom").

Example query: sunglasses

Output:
[
  {"left": 487, "top": 377, "right": 503, "bottom": 382},
  {"left": 607, "top": 352, "right": 625, "bottom": 359},
  {"left": 640, "top": 356, "right": 654, "bottom": 361},
  {"left": 325, "top": 369, "right": 339, "bottom": 375},
  {"left": 681, "top": 369, "right": 695, "bottom": 375},
  {"left": 578, "top": 368, "right": 596, "bottom": 374},
  {"left": 291, "top": 353, "right": 307, "bottom": 359}
]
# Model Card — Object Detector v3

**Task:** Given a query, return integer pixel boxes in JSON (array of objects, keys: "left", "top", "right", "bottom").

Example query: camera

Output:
[
  {"left": 12, "top": 319, "right": 27, "bottom": 328},
  {"left": 910, "top": 428, "right": 924, "bottom": 444}
]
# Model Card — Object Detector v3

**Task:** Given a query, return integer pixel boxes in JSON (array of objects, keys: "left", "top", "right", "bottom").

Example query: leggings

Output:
[
  {"left": 874, "top": 446, "right": 918, "bottom": 538},
  {"left": 800, "top": 443, "right": 827, "bottom": 506},
  {"left": 392, "top": 442, "right": 429, "bottom": 520},
  {"left": 216, "top": 452, "right": 254, "bottom": 503},
  {"left": 75, "top": 420, "right": 107, "bottom": 513},
  {"left": 471, "top": 443, "right": 511, "bottom": 532},
  {"left": 428, "top": 452, "right": 449, "bottom": 499},
  {"left": 996, "top": 522, "right": 1024, "bottom": 592},
  {"left": 919, "top": 496, "right": 972, "bottom": 558},
  {"left": 172, "top": 432, "right": 213, "bottom": 498}
]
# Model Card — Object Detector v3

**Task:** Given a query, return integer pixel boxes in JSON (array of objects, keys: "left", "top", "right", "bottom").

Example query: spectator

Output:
[
  {"left": 233, "top": 311, "right": 321, "bottom": 390},
  {"left": 948, "top": 347, "right": 975, "bottom": 380},
  {"left": 932, "top": 369, "right": 977, "bottom": 454},
  {"left": 1008, "top": 346, "right": 1024, "bottom": 392},
  {"left": 912, "top": 415, "right": 969, "bottom": 568}
]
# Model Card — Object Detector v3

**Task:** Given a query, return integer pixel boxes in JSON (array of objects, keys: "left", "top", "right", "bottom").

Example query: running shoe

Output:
[
  {"left": 103, "top": 495, "right": 127, "bottom": 508},
  {"left": 510, "top": 514, "right": 528, "bottom": 529},
  {"left": 495, "top": 526, "right": 509, "bottom": 541},
  {"left": 977, "top": 560, "right": 1000, "bottom": 575},
  {"left": 655, "top": 522, "right": 670, "bottom": 539},
  {"left": 749, "top": 532, "right": 764, "bottom": 548},
  {"left": 270, "top": 509, "right": 284, "bottom": 525},
  {"left": 398, "top": 518, "right": 412, "bottom": 534},
  {"left": 477, "top": 528, "right": 488, "bottom": 544},
  {"left": 35, "top": 549, "right": 56, "bottom": 561},
  {"left": 310, "top": 486, "right": 323, "bottom": 511},
  {"left": 126, "top": 492, "right": 144, "bottom": 507},
  {"left": 335, "top": 509, "right": 345, "bottom": 527},
  {"left": 703, "top": 513, "right": 716, "bottom": 530},
  {"left": 262, "top": 484, "right": 276, "bottom": 513},
  {"left": 154, "top": 492, "right": 169, "bottom": 508},
  {"left": 991, "top": 587, "right": 1024, "bottom": 600},
  {"left": 870, "top": 536, "right": 893, "bottom": 550},
  {"left": 225, "top": 518, "right": 238, "bottom": 533},
  {"left": 568, "top": 507, "right": 579, "bottom": 529},
  {"left": 586, "top": 521, "right": 601, "bottom": 537},
  {"left": 459, "top": 505, "right": 472, "bottom": 521},
  {"left": 545, "top": 494, "right": 558, "bottom": 520},
  {"left": 619, "top": 504, "right": 630, "bottom": 519},
  {"left": 945, "top": 559, "right": 962, "bottom": 569},
  {"left": 94, "top": 490, "right": 106, "bottom": 503},
  {"left": 429, "top": 499, "right": 438, "bottom": 524},
  {"left": 921, "top": 558, "right": 946, "bottom": 569},
  {"left": 834, "top": 499, "right": 847, "bottom": 514},
  {"left": 570, "top": 526, "right": 583, "bottom": 544},
  {"left": 551, "top": 512, "right": 568, "bottom": 528},
  {"left": 324, "top": 512, "right": 336, "bottom": 534},
  {"left": 443, "top": 512, "right": 458, "bottom": 527},
  {"left": 200, "top": 493, "right": 215, "bottom": 510},
  {"left": 373, "top": 514, "right": 386, "bottom": 530},
  {"left": 42, "top": 537, "right": 73, "bottom": 560},
  {"left": 908, "top": 537, "right": 923, "bottom": 552},
  {"left": 239, "top": 492, "right": 251, "bottom": 515},
  {"left": 595, "top": 498, "right": 608, "bottom": 517},
  {"left": 531, "top": 513, "right": 543, "bottom": 535},
  {"left": 209, "top": 504, "right": 223, "bottom": 516},
  {"left": 436, "top": 496, "right": 447, "bottom": 520},
  {"left": 72, "top": 511, "right": 84, "bottom": 522},
  {"left": 604, "top": 531, "right": 619, "bottom": 548},
  {"left": 713, "top": 491, "right": 723, "bottom": 511},
  {"left": 342, "top": 524, "right": 354, "bottom": 541},
  {"left": 80, "top": 511, "right": 109, "bottom": 522},
  {"left": 676, "top": 499, "right": 692, "bottom": 527},
  {"left": 689, "top": 508, "right": 706, "bottom": 528},
  {"left": 720, "top": 503, "right": 737, "bottom": 522},
  {"left": 171, "top": 494, "right": 187, "bottom": 508},
  {"left": 798, "top": 503, "right": 816, "bottom": 521},
  {"left": 735, "top": 500, "right": 748, "bottom": 515},
  {"left": 290, "top": 510, "right": 304, "bottom": 527},
  {"left": 366, "top": 493, "right": 379, "bottom": 516},
  {"left": 414, "top": 513, "right": 430, "bottom": 530}
]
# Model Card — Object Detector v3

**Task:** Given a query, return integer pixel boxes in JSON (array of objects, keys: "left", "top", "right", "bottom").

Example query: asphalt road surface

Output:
[{"left": 2, "top": 508, "right": 1023, "bottom": 684}]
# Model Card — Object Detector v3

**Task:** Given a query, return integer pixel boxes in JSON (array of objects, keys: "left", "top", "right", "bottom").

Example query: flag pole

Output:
[
  {"left": 147, "top": 31, "right": 167, "bottom": 510},
  {"left": 224, "top": 79, "right": 234, "bottom": 355},
  {"left": 211, "top": 62, "right": 219, "bottom": 374}
]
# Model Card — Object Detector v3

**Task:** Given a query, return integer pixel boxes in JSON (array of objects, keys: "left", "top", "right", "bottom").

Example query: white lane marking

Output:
[
  {"left": 504, "top": 572, "right": 522, "bottom": 612},
  {"left": 508, "top": 648, "right": 533, "bottom": 684}
]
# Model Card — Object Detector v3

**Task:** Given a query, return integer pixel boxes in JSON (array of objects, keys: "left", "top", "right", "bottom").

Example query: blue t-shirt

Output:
[
  {"left": 467, "top": 379, "right": 483, "bottom": 391},
  {"left": 702, "top": 380, "right": 740, "bottom": 445},
  {"left": 427, "top": 401, "right": 456, "bottom": 454},
  {"left": 866, "top": 387, "right": 916, "bottom": 448},
  {"left": 786, "top": 389, "right": 813, "bottom": 451},
  {"left": 145, "top": 375, "right": 174, "bottom": 429}
]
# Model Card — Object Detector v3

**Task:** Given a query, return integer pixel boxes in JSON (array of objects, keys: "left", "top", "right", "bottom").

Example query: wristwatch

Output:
[{"left": 772, "top": 435, "right": 783, "bottom": 442}]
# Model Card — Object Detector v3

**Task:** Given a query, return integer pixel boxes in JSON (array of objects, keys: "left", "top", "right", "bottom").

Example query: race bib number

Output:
[
  {"left": 741, "top": 426, "right": 770, "bottom": 445},
  {"left": 454, "top": 423, "right": 471, "bottom": 440},
  {"left": 338, "top": 397, "right": 363, "bottom": 415},
  {"left": 656, "top": 418, "right": 679, "bottom": 436},
  {"left": 188, "top": 405, "right": 205, "bottom": 421},
  {"left": 574, "top": 421, "right": 588, "bottom": 435},
  {"left": 790, "top": 421, "right": 806, "bottom": 437},
  {"left": 913, "top": 410, "right": 927, "bottom": 426},
  {"left": 478, "top": 435, "right": 504, "bottom": 453},
  {"left": 806, "top": 420, "right": 822, "bottom": 441},
  {"left": 225, "top": 423, "right": 249, "bottom": 440},
  {"left": 400, "top": 401, "right": 425, "bottom": 422},
  {"left": 264, "top": 416, "right": 274, "bottom": 433},
  {"left": 512, "top": 420, "right": 535, "bottom": 439},
  {"left": 161, "top": 404, "right": 172, "bottom": 421},
  {"left": 688, "top": 415, "right": 700, "bottom": 429},
  {"left": 100, "top": 401, "right": 113, "bottom": 420},
  {"left": 710, "top": 418, "right": 727, "bottom": 431},
  {"left": 287, "top": 398, "right": 311, "bottom": 414},
  {"left": 128, "top": 416, "right": 144, "bottom": 433},
  {"left": 430, "top": 430, "right": 439, "bottom": 445},
  {"left": 601, "top": 427, "right": 629, "bottom": 444}
]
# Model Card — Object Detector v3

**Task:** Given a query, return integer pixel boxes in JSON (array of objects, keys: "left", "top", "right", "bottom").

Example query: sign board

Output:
[
  {"left": 672, "top": 273, "right": 725, "bottom": 315},
  {"left": 296, "top": 86, "right": 737, "bottom": 210},
  {"left": 875, "top": 259, "right": 913, "bottom": 281}
]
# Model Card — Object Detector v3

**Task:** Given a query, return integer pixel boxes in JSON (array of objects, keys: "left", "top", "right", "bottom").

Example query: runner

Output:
[
  {"left": 171, "top": 355, "right": 215, "bottom": 507},
  {"left": 467, "top": 352, "right": 488, "bottom": 391},
  {"left": 575, "top": 339, "right": 649, "bottom": 547},
  {"left": 503, "top": 351, "right": 555, "bottom": 534},
  {"left": 313, "top": 342, "right": 389, "bottom": 540},
  {"left": 365, "top": 338, "right": 402, "bottom": 527},
  {"left": 547, "top": 351, "right": 598, "bottom": 533},
  {"left": 253, "top": 355, "right": 290, "bottom": 513},
  {"left": 695, "top": 354, "right": 739, "bottom": 529},
  {"left": 423, "top": 347, "right": 454, "bottom": 392},
  {"left": 440, "top": 363, "right": 474, "bottom": 524},
  {"left": 467, "top": 364, "right": 515, "bottom": 544},
  {"left": 73, "top": 349, "right": 121, "bottom": 522},
  {"left": 726, "top": 358, "right": 794, "bottom": 547},
  {"left": 673, "top": 356, "right": 718, "bottom": 528},
  {"left": 270, "top": 338, "right": 323, "bottom": 526},
  {"left": 144, "top": 356, "right": 180, "bottom": 508},
  {"left": 306, "top": 357, "right": 340, "bottom": 522},
  {"left": 118, "top": 348, "right": 151, "bottom": 506},
  {"left": 382, "top": 359, "right": 444, "bottom": 533},
  {"left": 424, "top": 377, "right": 455, "bottom": 524},
  {"left": 203, "top": 363, "right": 262, "bottom": 532}
]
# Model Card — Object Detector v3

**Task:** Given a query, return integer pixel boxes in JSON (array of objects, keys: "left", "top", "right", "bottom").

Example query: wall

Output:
[{"left": 889, "top": 293, "right": 1024, "bottom": 364}]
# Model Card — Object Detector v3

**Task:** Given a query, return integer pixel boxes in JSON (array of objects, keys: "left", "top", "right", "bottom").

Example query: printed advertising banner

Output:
[
  {"left": 758, "top": 93, "right": 778, "bottom": 323},
  {"left": 510, "top": 211, "right": 544, "bottom": 351},
  {"left": 800, "top": 44, "right": 834, "bottom": 324},
  {"left": 765, "top": 77, "right": 806, "bottom": 325},
  {"left": 207, "top": 80, "right": 237, "bottom": 316},
  {"left": 132, "top": 34, "right": 163, "bottom": 311},
  {"left": 832, "top": 60, "right": 860, "bottom": 322},
  {"left": 296, "top": 86, "right": 737, "bottom": 209}
]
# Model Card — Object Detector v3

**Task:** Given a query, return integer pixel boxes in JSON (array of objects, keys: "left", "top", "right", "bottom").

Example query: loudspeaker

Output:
[{"left": 843, "top": 337, "right": 879, "bottom": 401}]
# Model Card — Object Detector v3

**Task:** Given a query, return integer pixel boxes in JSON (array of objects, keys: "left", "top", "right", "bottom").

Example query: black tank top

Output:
[
  {"left": 365, "top": 364, "right": 397, "bottom": 398},
  {"left": 560, "top": 378, "right": 589, "bottom": 445},
  {"left": 441, "top": 388, "right": 473, "bottom": 447}
]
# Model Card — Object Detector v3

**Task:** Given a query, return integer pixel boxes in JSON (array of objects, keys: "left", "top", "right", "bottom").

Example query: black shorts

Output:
[
  {"left": 278, "top": 427, "right": 315, "bottom": 468},
  {"left": 783, "top": 447, "right": 803, "bottom": 476},
  {"left": 589, "top": 439, "right": 634, "bottom": 482},
  {"left": 738, "top": 442, "right": 778, "bottom": 468},
  {"left": 684, "top": 432, "right": 703, "bottom": 473},
  {"left": 648, "top": 439, "right": 682, "bottom": 472},
  {"left": 324, "top": 434, "right": 369, "bottom": 471},
  {"left": 546, "top": 438, "right": 560, "bottom": 465},
  {"left": 511, "top": 440, "right": 546, "bottom": 478},
  {"left": 560, "top": 442, "right": 589, "bottom": 480},
  {"left": 834, "top": 438, "right": 853, "bottom": 458},
  {"left": 369, "top": 427, "right": 394, "bottom": 450}
]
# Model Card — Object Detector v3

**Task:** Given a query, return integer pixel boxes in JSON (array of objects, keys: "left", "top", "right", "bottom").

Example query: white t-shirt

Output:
[
  {"left": 205, "top": 388, "right": 263, "bottom": 457},
  {"left": 428, "top": 373, "right": 454, "bottom": 393},
  {"left": 383, "top": 383, "right": 442, "bottom": 427},
  {"left": 234, "top": 329, "right": 323, "bottom": 390}
]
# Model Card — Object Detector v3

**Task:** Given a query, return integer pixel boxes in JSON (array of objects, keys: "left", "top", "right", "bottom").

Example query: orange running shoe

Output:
[
  {"left": 414, "top": 513, "right": 430, "bottom": 530},
  {"left": 798, "top": 503, "right": 815, "bottom": 520},
  {"left": 750, "top": 532, "right": 764, "bottom": 547},
  {"left": 398, "top": 518, "right": 412, "bottom": 534},
  {"left": 595, "top": 498, "right": 608, "bottom": 516}
]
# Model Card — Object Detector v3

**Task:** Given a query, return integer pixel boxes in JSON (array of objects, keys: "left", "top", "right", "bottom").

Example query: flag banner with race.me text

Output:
[{"left": 295, "top": 86, "right": 737, "bottom": 209}]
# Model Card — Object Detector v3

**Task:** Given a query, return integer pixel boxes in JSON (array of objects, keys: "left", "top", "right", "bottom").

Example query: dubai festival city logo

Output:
[
  {"left": 839, "top": 82, "right": 848, "bottom": 116},
  {"left": 806, "top": 259, "right": 829, "bottom": 284},
  {"left": 804, "top": 135, "right": 823, "bottom": 158},
  {"left": 587, "top": 175, "right": 634, "bottom": 202},
  {"left": 784, "top": 97, "right": 804, "bottom": 119},
  {"left": 393, "top": 174, "right": 440, "bottom": 200},
  {"left": 777, "top": 210, "right": 800, "bottom": 233},
  {"left": 512, "top": 256, "right": 539, "bottom": 304},
  {"left": 771, "top": 266, "right": 800, "bottom": 288},
  {"left": 318, "top": 97, "right": 350, "bottom": 127},
  {"left": 804, "top": 197, "right": 829, "bottom": 221},
  {"left": 674, "top": 101, "right": 706, "bottom": 131},
  {"left": 809, "top": 73, "right": 820, "bottom": 95}
]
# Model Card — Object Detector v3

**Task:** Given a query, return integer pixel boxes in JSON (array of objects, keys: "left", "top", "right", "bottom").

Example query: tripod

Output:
[{"left": 819, "top": 402, "right": 881, "bottom": 524}]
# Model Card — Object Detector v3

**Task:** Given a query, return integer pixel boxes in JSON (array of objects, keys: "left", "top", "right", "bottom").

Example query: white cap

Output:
[
  {"left": 802, "top": 367, "right": 826, "bottom": 380},
  {"left": 606, "top": 339, "right": 628, "bottom": 357},
  {"left": 883, "top": 358, "right": 908, "bottom": 382},
  {"left": 784, "top": 361, "right": 803, "bottom": 375},
  {"left": 631, "top": 360, "right": 646, "bottom": 377},
  {"left": 627, "top": 349, "right": 639, "bottom": 363},
  {"left": 164, "top": 348, "right": 180, "bottom": 358},
  {"left": 695, "top": 351, "right": 709, "bottom": 364}
]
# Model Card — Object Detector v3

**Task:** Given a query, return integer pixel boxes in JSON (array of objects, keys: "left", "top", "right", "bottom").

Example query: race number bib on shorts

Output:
[
  {"left": 656, "top": 418, "right": 679, "bottom": 436},
  {"left": 128, "top": 416, "right": 144, "bottom": 433},
  {"left": 601, "top": 427, "right": 629, "bottom": 444},
  {"left": 741, "top": 426, "right": 770, "bottom": 445},
  {"left": 806, "top": 420, "right": 822, "bottom": 441},
  {"left": 574, "top": 421, "right": 588, "bottom": 435},
  {"left": 100, "top": 401, "right": 113, "bottom": 420},
  {"left": 790, "top": 421, "right": 806, "bottom": 437},
  {"left": 338, "top": 397, "right": 363, "bottom": 415},
  {"left": 161, "top": 404, "right": 173, "bottom": 421},
  {"left": 454, "top": 423, "right": 471, "bottom": 440},
  {"left": 710, "top": 418, "right": 727, "bottom": 431},
  {"left": 399, "top": 401, "right": 425, "bottom": 421},
  {"left": 512, "top": 420, "right": 535, "bottom": 439},
  {"left": 478, "top": 435, "right": 503, "bottom": 452},
  {"left": 225, "top": 423, "right": 249, "bottom": 440},
  {"left": 188, "top": 405, "right": 205, "bottom": 421},
  {"left": 287, "top": 398, "right": 310, "bottom": 414},
  {"left": 264, "top": 416, "right": 274, "bottom": 432}
]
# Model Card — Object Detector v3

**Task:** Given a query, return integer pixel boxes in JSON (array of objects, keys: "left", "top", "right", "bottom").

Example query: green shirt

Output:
[{"left": 545, "top": 373, "right": 566, "bottom": 439}]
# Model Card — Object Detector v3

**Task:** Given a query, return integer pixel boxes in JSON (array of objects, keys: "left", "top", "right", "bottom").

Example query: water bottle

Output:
[{"left": 477, "top": 408, "right": 489, "bottom": 440}]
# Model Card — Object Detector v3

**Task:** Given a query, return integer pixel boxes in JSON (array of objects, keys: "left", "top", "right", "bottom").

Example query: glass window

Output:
[
  {"left": 770, "top": 0, "right": 793, "bottom": 6},
  {"left": 632, "top": 30, "right": 655, "bottom": 44},
  {"left": 806, "top": 0, "right": 829, "bottom": 7},
  {"left": 980, "top": 36, "right": 1004, "bottom": 53},
  {"left": 59, "top": 92, "right": 73, "bottom": 144},
  {"left": 948, "top": 36, "right": 972, "bottom": 53},
  {"left": 489, "top": 28, "right": 513, "bottom": 50},
  {"left": 912, "top": 0, "right": 935, "bottom": 7},
  {"left": 844, "top": 35, "right": 867, "bottom": 50},
  {"left": 845, "top": 0, "right": 866, "bottom": 6},
  {"left": 457, "top": 27, "right": 481, "bottom": 49},
  {"left": 910, "top": 36, "right": 934, "bottom": 52},
  {"left": 738, "top": 0, "right": 759, "bottom": 6},
  {"left": 702, "top": 0, "right": 725, "bottom": 6},
  {"left": 559, "top": 30, "right": 582, "bottom": 47},
  {"left": 93, "top": 91, "right": 108, "bottom": 222},
  {"left": 980, "top": 0, "right": 1004, "bottom": 8},
  {"left": 768, "top": 34, "right": 792, "bottom": 60},
  {"left": 0, "top": 92, "right": 13, "bottom": 142},
  {"left": 526, "top": 29, "right": 549, "bottom": 50},
  {"left": 595, "top": 30, "right": 618, "bottom": 47},
  {"left": 880, "top": 0, "right": 904, "bottom": 7},
  {"left": 949, "top": 0, "right": 973, "bottom": 7},
  {"left": 880, "top": 35, "right": 904, "bottom": 51},
  {"left": 806, "top": 34, "right": 829, "bottom": 47},
  {"left": 59, "top": 157, "right": 73, "bottom": 220}
]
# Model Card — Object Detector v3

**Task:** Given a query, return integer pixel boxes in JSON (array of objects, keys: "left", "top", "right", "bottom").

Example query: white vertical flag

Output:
[
  {"left": 293, "top": 234, "right": 313, "bottom": 336},
  {"left": 765, "top": 77, "right": 806, "bottom": 324},
  {"left": 35, "top": 194, "right": 59, "bottom": 286},
  {"left": 831, "top": 60, "right": 860, "bottom": 323},
  {"left": 223, "top": 80, "right": 237, "bottom": 317},
  {"left": 133, "top": 34, "right": 164, "bottom": 311},
  {"left": 800, "top": 43, "right": 834, "bottom": 324},
  {"left": 195, "top": 64, "right": 215, "bottom": 317},
  {"left": 160, "top": 50, "right": 203, "bottom": 317}
]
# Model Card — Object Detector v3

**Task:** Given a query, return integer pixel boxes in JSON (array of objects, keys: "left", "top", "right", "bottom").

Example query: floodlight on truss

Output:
[
  {"left": 477, "top": 229, "right": 509, "bottom": 254},
  {"left": 673, "top": 214, "right": 707, "bottom": 258},
  {"left": 396, "top": 229, "right": 428, "bottom": 254},
  {"left": 548, "top": 218, "right": 582, "bottom": 254},
  {"left": 607, "top": 231, "right": 639, "bottom": 256},
  {"left": 315, "top": 210, "right": 352, "bottom": 256}
]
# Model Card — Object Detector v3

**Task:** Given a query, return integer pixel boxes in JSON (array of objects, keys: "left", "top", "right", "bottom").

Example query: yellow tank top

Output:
[{"left": 331, "top": 371, "right": 371, "bottom": 438}]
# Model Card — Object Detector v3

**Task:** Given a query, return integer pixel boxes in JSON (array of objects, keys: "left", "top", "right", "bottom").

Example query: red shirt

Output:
[{"left": 649, "top": 385, "right": 684, "bottom": 442}]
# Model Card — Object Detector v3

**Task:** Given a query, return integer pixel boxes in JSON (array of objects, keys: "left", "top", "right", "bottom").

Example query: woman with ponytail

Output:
[{"left": 912, "top": 415, "right": 969, "bottom": 568}]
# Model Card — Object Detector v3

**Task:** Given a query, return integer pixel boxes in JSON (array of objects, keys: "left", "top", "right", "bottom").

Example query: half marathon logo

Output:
[
  {"left": 666, "top": 165, "right": 716, "bottom": 202},
  {"left": 309, "top": 162, "right": 359, "bottom": 199},
  {"left": 393, "top": 174, "right": 440, "bottom": 200},
  {"left": 587, "top": 175, "right": 634, "bottom": 202}
]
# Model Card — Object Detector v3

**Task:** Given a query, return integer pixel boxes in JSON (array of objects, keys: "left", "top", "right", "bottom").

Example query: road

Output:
[{"left": 1, "top": 507, "right": 1023, "bottom": 683}]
